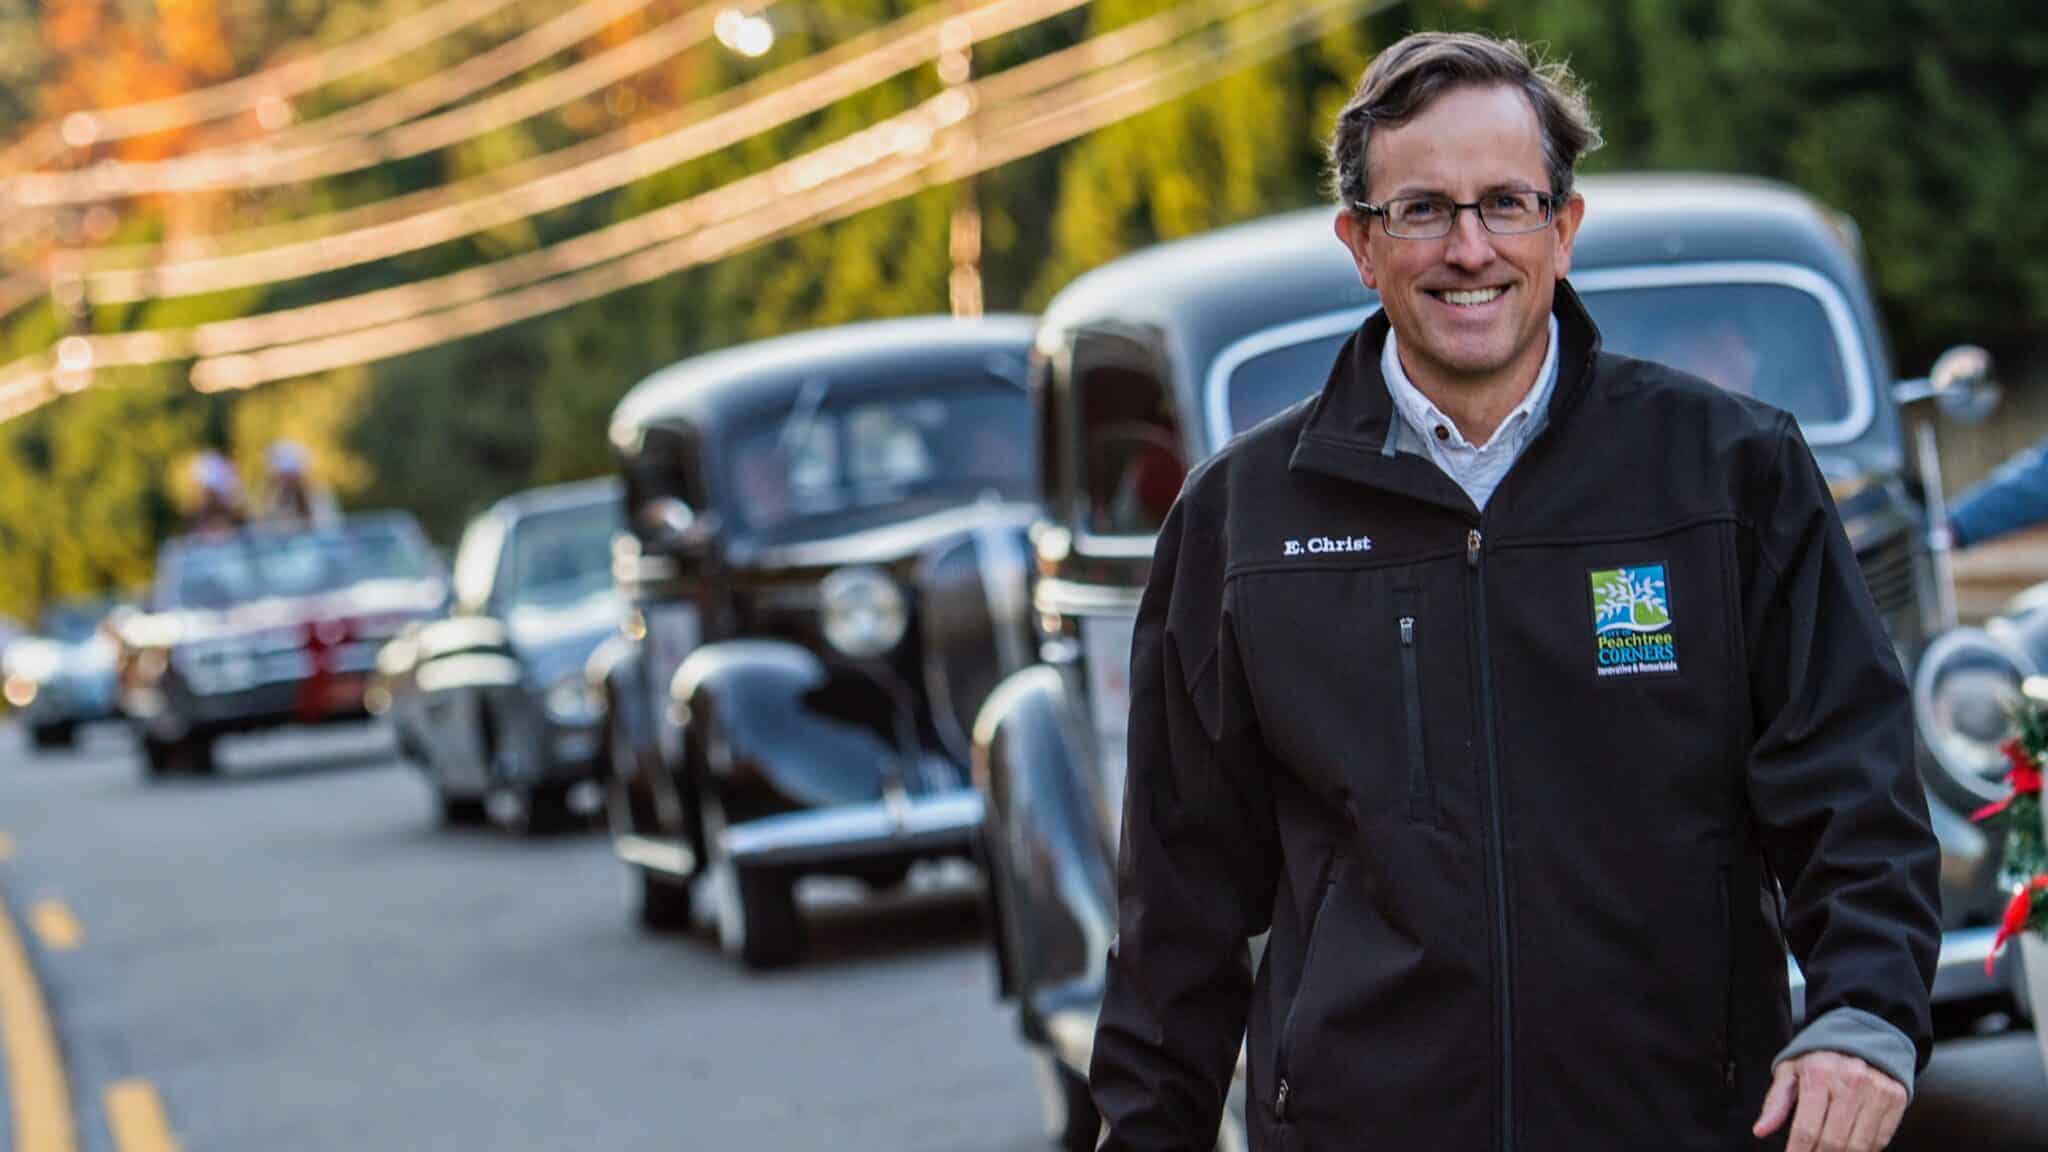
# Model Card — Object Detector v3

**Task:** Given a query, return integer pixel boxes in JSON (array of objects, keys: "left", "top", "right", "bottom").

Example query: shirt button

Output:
[{"left": 1434, "top": 424, "right": 1450, "bottom": 442}]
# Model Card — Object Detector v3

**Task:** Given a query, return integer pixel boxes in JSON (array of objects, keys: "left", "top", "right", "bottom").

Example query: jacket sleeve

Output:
[
  {"left": 1948, "top": 432, "right": 2048, "bottom": 549},
  {"left": 1091, "top": 492, "right": 1279, "bottom": 1151},
  {"left": 1741, "top": 414, "right": 1942, "bottom": 1074}
]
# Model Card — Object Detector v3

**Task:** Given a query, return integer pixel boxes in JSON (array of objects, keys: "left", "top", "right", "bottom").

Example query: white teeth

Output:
[{"left": 1440, "top": 287, "right": 1505, "bottom": 306}]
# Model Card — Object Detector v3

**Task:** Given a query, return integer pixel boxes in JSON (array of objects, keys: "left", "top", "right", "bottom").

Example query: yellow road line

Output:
[
  {"left": 105, "top": 1080, "right": 183, "bottom": 1152},
  {"left": 0, "top": 893, "right": 79, "bottom": 1152},
  {"left": 28, "top": 901, "right": 82, "bottom": 953}
]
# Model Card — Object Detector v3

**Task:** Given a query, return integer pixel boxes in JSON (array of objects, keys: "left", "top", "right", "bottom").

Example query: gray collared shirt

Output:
[{"left": 1381, "top": 314, "right": 1559, "bottom": 510}]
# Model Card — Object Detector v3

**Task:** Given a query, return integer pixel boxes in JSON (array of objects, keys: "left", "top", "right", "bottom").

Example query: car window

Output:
[
  {"left": 507, "top": 504, "right": 624, "bottom": 609},
  {"left": 725, "top": 382, "right": 1032, "bottom": 540},
  {"left": 1578, "top": 280, "right": 1853, "bottom": 430},
  {"left": 342, "top": 520, "right": 437, "bottom": 583},
  {"left": 1224, "top": 331, "right": 1351, "bottom": 442},
  {"left": 1074, "top": 329, "right": 1184, "bottom": 538},
  {"left": 161, "top": 523, "right": 432, "bottom": 609}
]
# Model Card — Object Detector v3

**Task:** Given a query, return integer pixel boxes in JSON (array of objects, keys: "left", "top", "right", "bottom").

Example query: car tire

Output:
[
  {"left": 1036, "top": 1052, "right": 1100, "bottom": 1152},
  {"left": 636, "top": 868, "right": 695, "bottom": 933},
  {"left": 487, "top": 783, "right": 571, "bottom": 838},
  {"left": 143, "top": 734, "right": 214, "bottom": 778},
  {"left": 438, "top": 793, "right": 488, "bottom": 827},
  {"left": 728, "top": 862, "right": 803, "bottom": 971},
  {"left": 29, "top": 723, "right": 75, "bottom": 750},
  {"left": 701, "top": 787, "right": 804, "bottom": 970}
]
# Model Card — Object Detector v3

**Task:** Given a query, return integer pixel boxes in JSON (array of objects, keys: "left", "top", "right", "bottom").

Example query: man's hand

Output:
[{"left": 1753, "top": 1050, "right": 1908, "bottom": 1152}]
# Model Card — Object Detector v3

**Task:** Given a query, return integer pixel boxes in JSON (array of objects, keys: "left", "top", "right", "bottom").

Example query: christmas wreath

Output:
[{"left": 1976, "top": 697, "right": 2048, "bottom": 972}]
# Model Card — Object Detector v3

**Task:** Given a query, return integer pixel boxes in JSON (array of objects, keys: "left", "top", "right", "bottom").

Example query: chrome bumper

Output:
[{"left": 724, "top": 791, "right": 983, "bottom": 871}]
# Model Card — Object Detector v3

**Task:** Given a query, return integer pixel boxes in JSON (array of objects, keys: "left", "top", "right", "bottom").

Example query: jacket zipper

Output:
[
  {"left": 1468, "top": 527, "right": 1515, "bottom": 1152},
  {"left": 1274, "top": 864, "right": 1341, "bottom": 1124},
  {"left": 1397, "top": 605, "right": 1430, "bottom": 824}
]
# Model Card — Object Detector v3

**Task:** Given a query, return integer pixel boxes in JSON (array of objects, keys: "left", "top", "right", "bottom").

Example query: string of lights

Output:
[
  {"left": 0, "top": 0, "right": 533, "bottom": 177},
  {"left": 5, "top": 0, "right": 760, "bottom": 207},
  {"left": 0, "top": 0, "right": 1377, "bottom": 425},
  {"left": 69, "top": 0, "right": 1097, "bottom": 306},
  {"left": 106, "top": 0, "right": 1263, "bottom": 359}
]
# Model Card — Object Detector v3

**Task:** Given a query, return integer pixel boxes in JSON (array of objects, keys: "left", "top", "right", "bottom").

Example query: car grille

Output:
[{"left": 1857, "top": 531, "right": 1920, "bottom": 627}]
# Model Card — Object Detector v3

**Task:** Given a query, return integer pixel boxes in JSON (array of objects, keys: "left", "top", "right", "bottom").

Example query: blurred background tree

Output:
[{"left": 0, "top": 0, "right": 2042, "bottom": 621}]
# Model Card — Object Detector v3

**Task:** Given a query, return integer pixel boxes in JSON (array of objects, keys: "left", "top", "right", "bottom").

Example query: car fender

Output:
[
  {"left": 972, "top": 664, "right": 1116, "bottom": 1032},
  {"left": 673, "top": 639, "right": 907, "bottom": 811}
]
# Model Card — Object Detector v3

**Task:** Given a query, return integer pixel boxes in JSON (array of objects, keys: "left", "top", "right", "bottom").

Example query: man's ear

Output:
[
  {"left": 1552, "top": 192, "right": 1586, "bottom": 279},
  {"left": 1334, "top": 210, "right": 1378, "bottom": 291}
]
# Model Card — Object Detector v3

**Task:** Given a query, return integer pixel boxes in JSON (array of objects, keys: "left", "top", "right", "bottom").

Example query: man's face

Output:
[{"left": 1335, "top": 83, "right": 1584, "bottom": 394}]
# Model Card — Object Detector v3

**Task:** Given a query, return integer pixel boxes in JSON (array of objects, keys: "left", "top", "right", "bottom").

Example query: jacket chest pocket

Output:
[
  {"left": 1394, "top": 587, "right": 1435, "bottom": 826},
  {"left": 1237, "top": 566, "right": 1468, "bottom": 828}
]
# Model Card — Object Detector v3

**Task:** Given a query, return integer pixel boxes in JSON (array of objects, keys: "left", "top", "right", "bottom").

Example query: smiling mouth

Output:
[{"left": 1429, "top": 286, "right": 1507, "bottom": 307}]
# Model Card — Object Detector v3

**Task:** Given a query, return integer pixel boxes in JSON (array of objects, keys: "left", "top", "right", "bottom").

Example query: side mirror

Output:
[{"left": 1893, "top": 344, "right": 1999, "bottom": 424}]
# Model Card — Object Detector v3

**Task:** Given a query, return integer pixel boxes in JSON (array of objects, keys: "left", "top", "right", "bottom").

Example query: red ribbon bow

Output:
[
  {"left": 1969, "top": 739, "right": 2044, "bottom": 822},
  {"left": 1987, "top": 875, "right": 2048, "bottom": 975}
]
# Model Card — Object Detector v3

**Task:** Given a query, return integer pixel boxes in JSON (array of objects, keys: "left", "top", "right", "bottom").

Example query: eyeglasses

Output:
[{"left": 1352, "top": 190, "right": 1560, "bottom": 240}]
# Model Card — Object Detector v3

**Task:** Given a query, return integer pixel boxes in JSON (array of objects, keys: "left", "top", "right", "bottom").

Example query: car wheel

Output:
[
  {"left": 438, "top": 793, "right": 488, "bottom": 827},
  {"left": 486, "top": 782, "right": 571, "bottom": 838},
  {"left": 1032, "top": 1052, "right": 1100, "bottom": 1152},
  {"left": 700, "top": 787, "right": 804, "bottom": 970},
  {"left": 636, "top": 868, "right": 695, "bottom": 933},
  {"left": 143, "top": 734, "right": 214, "bottom": 778},
  {"left": 29, "top": 723, "right": 75, "bottom": 750}
]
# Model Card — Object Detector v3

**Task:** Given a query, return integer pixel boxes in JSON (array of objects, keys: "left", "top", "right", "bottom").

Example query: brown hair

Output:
[{"left": 1327, "top": 31, "right": 1602, "bottom": 208}]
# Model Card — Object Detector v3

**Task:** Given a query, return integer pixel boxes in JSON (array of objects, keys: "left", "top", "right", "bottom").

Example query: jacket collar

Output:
[{"left": 1288, "top": 280, "right": 1604, "bottom": 513}]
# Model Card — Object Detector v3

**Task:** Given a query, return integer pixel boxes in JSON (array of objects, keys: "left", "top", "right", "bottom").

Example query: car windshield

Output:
[
  {"left": 1578, "top": 280, "right": 1854, "bottom": 430},
  {"left": 723, "top": 382, "right": 1033, "bottom": 540},
  {"left": 507, "top": 503, "right": 622, "bottom": 608},
  {"left": 37, "top": 600, "right": 113, "bottom": 643},
  {"left": 159, "top": 521, "right": 435, "bottom": 609},
  {"left": 341, "top": 519, "right": 438, "bottom": 583},
  {"left": 1221, "top": 281, "right": 1859, "bottom": 444}
]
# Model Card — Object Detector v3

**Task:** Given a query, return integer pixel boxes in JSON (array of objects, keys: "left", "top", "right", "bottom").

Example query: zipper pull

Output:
[
  {"left": 1275, "top": 1078, "right": 1291, "bottom": 1121},
  {"left": 1398, "top": 616, "right": 1415, "bottom": 646},
  {"left": 1723, "top": 1060, "right": 1737, "bottom": 1090},
  {"left": 1466, "top": 528, "right": 1482, "bottom": 568}
]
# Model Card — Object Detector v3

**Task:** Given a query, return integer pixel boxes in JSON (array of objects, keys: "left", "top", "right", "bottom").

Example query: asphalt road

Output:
[{"left": 1, "top": 720, "right": 2043, "bottom": 1152}]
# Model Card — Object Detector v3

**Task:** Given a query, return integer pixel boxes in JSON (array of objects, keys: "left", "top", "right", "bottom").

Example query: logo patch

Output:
[{"left": 1589, "top": 564, "right": 1678, "bottom": 677}]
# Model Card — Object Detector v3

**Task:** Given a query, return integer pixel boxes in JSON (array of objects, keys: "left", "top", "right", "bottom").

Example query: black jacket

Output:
[{"left": 1090, "top": 284, "right": 1941, "bottom": 1152}]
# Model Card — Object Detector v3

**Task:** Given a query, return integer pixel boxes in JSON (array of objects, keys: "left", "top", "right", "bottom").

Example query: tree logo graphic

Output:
[{"left": 1590, "top": 565, "right": 1672, "bottom": 635}]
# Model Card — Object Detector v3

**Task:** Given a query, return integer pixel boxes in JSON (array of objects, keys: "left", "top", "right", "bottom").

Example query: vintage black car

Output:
[
  {"left": 589, "top": 314, "right": 1040, "bottom": 968},
  {"left": 373, "top": 478, "right": 624, "bottom": 833},
  {"left": 970, "top": 174, "right": 2018, "bottom": 1150},
  {"left": 4, "top": 596, "right": 122, "bottom": 750},
  {"left": 116, "top": 512, "right": 448, "bottom": 777}
]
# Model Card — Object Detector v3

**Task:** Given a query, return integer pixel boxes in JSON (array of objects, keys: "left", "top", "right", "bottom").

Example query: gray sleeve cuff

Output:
[{"left": 1772, "top": 1007, "right": 1916, "bottom": 1101}]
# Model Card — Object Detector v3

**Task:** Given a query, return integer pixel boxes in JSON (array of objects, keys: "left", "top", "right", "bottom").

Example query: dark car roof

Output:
[
  {"left": 1039, "top": 172, "right": 1899, "bottom": 465},
  {"left": 489, "top": 476, "right": 622, "bottom": 523},
  {"left": 609, "top": 314, "right": 1038, "bottom": 444},
  {"left": 1045, "top": 173, "right": 1872, "bottom": 374}
]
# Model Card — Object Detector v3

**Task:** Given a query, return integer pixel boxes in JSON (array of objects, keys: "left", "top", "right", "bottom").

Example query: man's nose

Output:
[{"left": 1442, "top": 208, "right": 1495, "bottom": 268}]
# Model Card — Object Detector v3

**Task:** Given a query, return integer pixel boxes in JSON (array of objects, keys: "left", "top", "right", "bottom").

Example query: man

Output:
[{"left": 1089, "top": 31, "right": 1940, "bottom": 1152}]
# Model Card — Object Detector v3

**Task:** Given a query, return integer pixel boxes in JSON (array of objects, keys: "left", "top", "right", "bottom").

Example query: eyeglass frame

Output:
[{"left": 1349, "top": 189, "right": 1564, "bottom": 240}]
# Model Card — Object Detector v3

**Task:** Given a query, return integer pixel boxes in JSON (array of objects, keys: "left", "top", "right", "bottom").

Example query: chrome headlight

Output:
[
  {"left": 820, "top": 566, "right": 907, "bottom": 659},
  {"left": 544, "top": 674, "right": 603, "bottom": 724},
  {"left": 1913, "top": 627, "right": 2035, "bottom": 806}
]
